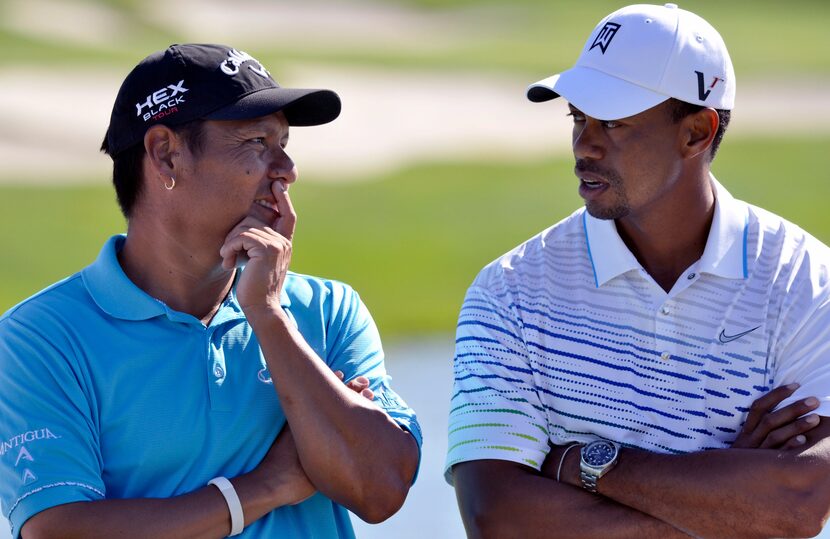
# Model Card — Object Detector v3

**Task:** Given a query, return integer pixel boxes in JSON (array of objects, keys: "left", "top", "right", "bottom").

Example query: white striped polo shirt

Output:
[{"left": 445, "top": 179, "right": 830, "bottom": 479}]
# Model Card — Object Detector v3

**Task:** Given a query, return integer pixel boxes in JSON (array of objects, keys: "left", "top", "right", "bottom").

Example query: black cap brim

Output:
[
  {"left": 204, "top": 88, "right": 341, "bottom": 126},
  {"left": 526, "top": 86, "right": 560, "bottom": 103}
]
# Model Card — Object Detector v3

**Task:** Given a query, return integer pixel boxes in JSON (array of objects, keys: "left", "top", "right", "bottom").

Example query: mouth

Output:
[
  {"left": 576, "top": 170, "right": 611, "bottom": 201},
  {"left": 574, "top": 161, "right": 615, "bottom": 190},
  {"left": 580, "top": 177, "right": 606, "bottom": 190},
  {"left": 254, "top": 198, "right": 280, "bottom": 214},
  {"left": 254, "top": 198, "right": 280, "bottom": 213},
  {"left": 251, "top": 198, "right": 281, "bottom": 223},
  {"left": 577, "top": 171, "right": 609, "bottom": 190}
]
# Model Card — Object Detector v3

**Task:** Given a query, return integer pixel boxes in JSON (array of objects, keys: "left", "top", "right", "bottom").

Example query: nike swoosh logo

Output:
[{"left": 718, "top": 326, "right": 761, "bottom": 344}]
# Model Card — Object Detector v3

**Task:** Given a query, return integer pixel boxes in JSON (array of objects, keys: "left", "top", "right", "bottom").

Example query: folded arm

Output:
[
  {"left": 247, "top": 306, "right": 420, "bottom": 523},
  {"left": 555, "top": 420, "right": 830, "bottom": 539},
  {"left": 453, "top": 459, "right": 692, "bottom": 539},
  {"left": 453, "top": 385, "right": 828, "bottom": 539},
  {"left": 552, "top": 387, "right": 830, "bottom": 539},
  {"left": 223, "top": 190, "right": 419, "bottom": 523},
  {"left": 22, "top": 426, "right": 314, "bottom": 539}
]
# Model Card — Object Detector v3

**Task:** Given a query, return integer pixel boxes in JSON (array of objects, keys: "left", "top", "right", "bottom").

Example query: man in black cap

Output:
[{"left": 0, "top": 44, "right": 420, "bottom": 538}]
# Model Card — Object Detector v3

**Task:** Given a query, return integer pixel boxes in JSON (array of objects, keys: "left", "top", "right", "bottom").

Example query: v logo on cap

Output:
[{"left": 695, "top": 71, "right": 725, "bottom": 102}]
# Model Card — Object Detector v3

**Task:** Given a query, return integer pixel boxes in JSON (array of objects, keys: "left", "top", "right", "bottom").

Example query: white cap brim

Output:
[{"left": 527, "top": 66, "right": 670, "bottom": 121}]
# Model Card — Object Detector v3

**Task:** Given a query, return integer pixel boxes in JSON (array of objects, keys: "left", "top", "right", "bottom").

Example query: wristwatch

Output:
[{"left": 579, "top": 440, "right": 620, "bottom": 493}]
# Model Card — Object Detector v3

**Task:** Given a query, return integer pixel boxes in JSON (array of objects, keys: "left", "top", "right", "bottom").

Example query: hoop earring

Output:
[{"left": 164, "top": 176, "right": 175, "bottom": 190}]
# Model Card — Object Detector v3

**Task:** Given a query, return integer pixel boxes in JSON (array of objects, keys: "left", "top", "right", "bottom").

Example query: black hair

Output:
[
  {"left": 100, "top": 120, "right": 206, "bottom": 218},
  {"left": 667, "top": 98, "right": 731, "bottom": 161}
]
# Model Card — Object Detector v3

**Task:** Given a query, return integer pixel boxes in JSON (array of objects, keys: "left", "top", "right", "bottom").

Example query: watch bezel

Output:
[
  {"left": 581, "top": 440, "right": 619, "bottom": 470},
  {"left": 579, "top": 440, "right": 620, "bottom": 492}
]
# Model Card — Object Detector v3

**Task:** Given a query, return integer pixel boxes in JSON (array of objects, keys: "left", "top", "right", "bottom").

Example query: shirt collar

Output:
[
  {"left": 583, "top": 210, "right": 641, "bottom": 287},
  {"left": 583, "top": 175, "right": 748, "bottom": 288},
  {"left": 697, "top": 177, "right": 749, "bottom": 280},
  {"left": 82, "top": 235, "right": 168, "bottom": 321},
  {"left": 81, "top": 234, "right": 290, "bottom": 322}
]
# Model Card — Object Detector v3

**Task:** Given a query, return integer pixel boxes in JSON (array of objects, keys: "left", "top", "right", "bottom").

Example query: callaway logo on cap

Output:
[
  {"left": 526, "top": 3, "right": 735, "bottom": 120},
  {"left": 103, "top": 43, "right": 341, "bottom": 155}
]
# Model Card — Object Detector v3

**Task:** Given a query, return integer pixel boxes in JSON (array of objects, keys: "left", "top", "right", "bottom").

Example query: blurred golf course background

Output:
[{"left": 1, "top": 0, "right": 829, "bottom": 537}]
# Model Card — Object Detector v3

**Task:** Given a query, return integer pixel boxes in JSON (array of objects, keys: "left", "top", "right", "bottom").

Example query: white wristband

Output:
[{"left": 208, "top": 476, "right": 244, "bottom": 536}]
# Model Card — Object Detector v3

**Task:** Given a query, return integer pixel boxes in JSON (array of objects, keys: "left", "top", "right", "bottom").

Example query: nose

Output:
[
  {"left": 572, "top": 118, "right": 605, "bottom": 161},
  {"left": 269, "top": 147, "right": 298, "bottom": 187}
]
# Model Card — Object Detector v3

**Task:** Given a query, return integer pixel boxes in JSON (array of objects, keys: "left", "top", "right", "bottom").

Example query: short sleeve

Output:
[
  {"left": 323, "top": 287, "right": 423, "bottom": 461},
  {"left": 0, "top": 317, "right": 105, "bottom": 539},
  {"left": 772, "top": 295, "right": 830, "bottom": 417},
  {"left": 444, "top": 284, "right": 549, "bottom": 484}
]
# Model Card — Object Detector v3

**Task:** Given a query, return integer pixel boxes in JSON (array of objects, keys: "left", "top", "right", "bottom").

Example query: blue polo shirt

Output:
[{"left": 0, "top": 235, "right": 421, "bottom": 539}]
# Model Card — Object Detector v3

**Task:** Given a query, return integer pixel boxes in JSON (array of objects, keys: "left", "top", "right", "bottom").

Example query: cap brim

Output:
[
  {"left": 527, "top": 74, "right": 561, "bottom": 103},
  {"left": 204, "top": 88, "right": 341, "bottom": 126},
  {"left": 527, "top": 67, "right": 669, "bottom": 120}
]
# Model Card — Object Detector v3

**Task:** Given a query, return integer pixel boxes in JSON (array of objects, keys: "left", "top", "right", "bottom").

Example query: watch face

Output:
[{"left": 583, "top": 441, "right": 617, "bottom": 466}]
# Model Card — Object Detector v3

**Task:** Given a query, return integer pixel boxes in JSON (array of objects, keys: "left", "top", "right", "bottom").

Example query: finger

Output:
[
  {"left": 763, "top": 396, "right": 819, "bottom": 430},
  {"left": 219, "top": 231, "right": 259, "bottom": 262},
  {"left": 334, "top": 370, "right": 345, "bottom": 381},
  {"left": 345, "top": 376, "right": 370, "bottom": 393},
  {"left": 760, "top": 412, "right": 821, "bottom": 449},
  {"left": 220, "top": 228, "right": 289, "bottom": 268},
  {"left": 742, "top": 383, "right": 800, "bottom": 435},
  {"left": 782, "top": 434, "right": 808, "bottom": 451},
  {"left": 736, "top": 395, "right": 817, "bottom": 448},
  {"left": 221, "top": 248, "right": 237, "bottom": 270},
  {"left": 223, "top": 215, "right": 273, "bottom": 246},
  {"left": 271, "top": 181, "right": 297, "bottom": 241},
  {"left": 361, "top": 388, "right": 375, "bottom": 400},
  {"left": 220, "top": 217, "right": 273, "bottom": 268},
  {"left": 238, "top": 227, "right": 292, "bottom": 264},
  {"left": 221, "top": 231, "right": 269, "bottom": 270},
  {"left": 219, "top": 234, "right": 248, "bottom": 270}
]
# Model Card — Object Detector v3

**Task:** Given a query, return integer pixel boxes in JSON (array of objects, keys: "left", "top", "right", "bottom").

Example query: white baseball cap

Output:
[{"left": 527, "top": 3, "right": 735, "bottom": 120}]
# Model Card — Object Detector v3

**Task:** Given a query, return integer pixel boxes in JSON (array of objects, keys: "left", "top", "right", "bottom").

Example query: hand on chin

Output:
[{"left": 219, "top": 182, "right": 297, "bottom": 312}]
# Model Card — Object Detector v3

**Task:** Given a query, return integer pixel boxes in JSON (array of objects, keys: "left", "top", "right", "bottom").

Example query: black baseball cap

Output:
[{"left": 103, "top": 43, "right": 341, "bottom": 155}]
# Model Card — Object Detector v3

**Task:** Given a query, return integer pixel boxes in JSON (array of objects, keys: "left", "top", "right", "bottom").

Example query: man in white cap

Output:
[{"left": 446, "top": 4, "right": 830, "bottom": 537}]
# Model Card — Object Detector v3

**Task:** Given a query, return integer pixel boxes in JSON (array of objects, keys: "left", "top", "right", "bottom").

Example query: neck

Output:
[
  {"left": 615, "top": 175, "right": 715, "bottom": 293},
  {"left": 118, "top": 216, "right": 234, "bottom": 324}
]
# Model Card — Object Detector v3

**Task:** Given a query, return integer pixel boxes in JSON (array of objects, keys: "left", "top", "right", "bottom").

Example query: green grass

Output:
[
  {"left": 0, "top": 0, "right": 828, "bottom": 76},
  {"left": 2, "top": 135, "right": 829, "bottom": 338}
]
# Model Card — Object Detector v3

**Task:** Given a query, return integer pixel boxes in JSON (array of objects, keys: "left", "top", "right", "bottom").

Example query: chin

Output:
[{"left": 585, "top": 202, "right": 630, "bottom": 221}]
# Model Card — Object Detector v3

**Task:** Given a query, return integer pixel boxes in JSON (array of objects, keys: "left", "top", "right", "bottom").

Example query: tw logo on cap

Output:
[
  {"left": 590, "top": 22, "right": 621, "bottom": 54},
  {"left": 135, "top": 80, "right": 189, "bottom": 122}
]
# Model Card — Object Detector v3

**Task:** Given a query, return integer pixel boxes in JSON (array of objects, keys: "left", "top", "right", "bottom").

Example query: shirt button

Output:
[
  {"left": 660, "top": 306, "right": 670, "bottom": 315},
  {"left": 660, "top": 351, "right": 671, "bottom": 361},
  {"left": 214, "top": 366, "right": 225, "bottom": 378},
  {"left": 687, "top": 273, "right": 696, "bottom": 280}
]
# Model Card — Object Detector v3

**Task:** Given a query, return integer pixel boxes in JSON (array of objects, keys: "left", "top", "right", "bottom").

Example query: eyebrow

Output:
[{"left": 235, "top": 121, "right": 290, "bottom": 140}]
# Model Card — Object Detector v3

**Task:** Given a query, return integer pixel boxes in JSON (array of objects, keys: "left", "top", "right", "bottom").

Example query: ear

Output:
[
  {"left": 143, "top": 125, "right": 184, "bottom": 179},
  {"left": 680, "top": 108, "right": 718, "bottom": 160}
]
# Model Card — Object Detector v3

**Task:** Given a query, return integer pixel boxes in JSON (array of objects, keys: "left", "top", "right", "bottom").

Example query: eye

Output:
[
  {"left": 249, "top": 137, "right": 266, "bottom": 146},
  {"left": 602, "top": 120, "right": 620, "bottom": 129},
  {"left": 567, "top": 111, "right": 585, "bottom": 123}
]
